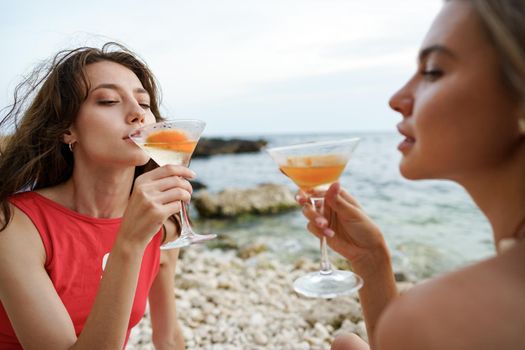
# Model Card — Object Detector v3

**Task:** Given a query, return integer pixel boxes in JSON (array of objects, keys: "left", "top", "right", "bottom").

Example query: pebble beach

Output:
[{"left": 126, "top": 246, "right": 415, "bottom": 350}]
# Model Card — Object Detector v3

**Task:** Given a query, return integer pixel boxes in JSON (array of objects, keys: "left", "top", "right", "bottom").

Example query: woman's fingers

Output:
[
  {"left": 295, "top": 189, "right": 309, "bottom": 206},
  {"left": 302, "top": 203, "right": 319, "bottom": 221},
  {"left": 157, "top": 187, "right": 192, "bottom": 205},
  {"left": 136, "top": 165, "right": 195, "bottom": 203},
  {"left": 307, "top": 221, "right": 335, "bottom": 238},
  {"left": 303, "top": 204, "right": 330, "bottom": 227},
  {"left": 325, "top": 182, "right": 358, "bottom": 205},
  {"left": 325, "top": 183, "right": 361, "bottom": 219},
  {"left": 147, "top": 164, "right": 196, "bottom": 181},
  {"left": 304, "top": 204, "right": 336, "bottom": 237},
  {"left": 162, "top": 200, "right": 183, "bottom": 214},
  {"left": 338, "top": 187, "right": 361, "bottom": 208},
  {"left": 307, "top": 222, "right": 323, "bottom": 238},
  {"left": 154, "top": 175, "right": 193, "bottom": 194}
]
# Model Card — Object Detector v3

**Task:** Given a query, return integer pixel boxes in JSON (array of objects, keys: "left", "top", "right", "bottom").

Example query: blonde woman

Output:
[{"left": 302, "top": 0, "right": 525, "bottom": 349}]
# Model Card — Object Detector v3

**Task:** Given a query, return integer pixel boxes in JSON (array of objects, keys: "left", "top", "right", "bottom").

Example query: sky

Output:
[{"left": 0, "top": 0, "right": 442, "bottom": 136}]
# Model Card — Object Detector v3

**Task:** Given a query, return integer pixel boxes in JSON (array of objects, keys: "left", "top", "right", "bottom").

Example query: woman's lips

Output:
[
  {"left": 396, "top": 123, "right": 415, "bottom": 152},
  {"left": 123, "top": 135, "right": 135, "bottom": 144},
  {"left": 398, "top": 136, "right": 415, "bottom": 152}
]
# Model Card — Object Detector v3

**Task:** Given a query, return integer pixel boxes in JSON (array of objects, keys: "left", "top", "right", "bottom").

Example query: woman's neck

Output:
[
  {"left": 47, "top": 164, "right": 136, "bottom": 219},
  {"left": 459, "top": 147, "right": 525, "bottom": 246}
]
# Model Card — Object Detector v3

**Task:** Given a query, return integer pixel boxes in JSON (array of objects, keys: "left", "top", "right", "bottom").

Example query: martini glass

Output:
[
  {"left": 129, "top": 119, "right": 217, "bottom": 249},
  {"left": 267, "top": 138, "right": 363, "bottom": 298}
]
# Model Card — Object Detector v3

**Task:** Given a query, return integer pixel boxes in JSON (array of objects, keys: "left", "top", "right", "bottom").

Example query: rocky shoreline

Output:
[
  {"left": 126, "top": 246, "right": 415, "bottom": 350},
  {"left": 193, "top": 184, "right": 299, "bottom": 218},
  {"left": 193, "top": 138, "right": 267, "bottom": 158}
]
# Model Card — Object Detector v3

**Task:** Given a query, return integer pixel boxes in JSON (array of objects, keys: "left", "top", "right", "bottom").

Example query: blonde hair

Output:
[{"left": 469, "top": 0, "right": 525, "bottom": 101}]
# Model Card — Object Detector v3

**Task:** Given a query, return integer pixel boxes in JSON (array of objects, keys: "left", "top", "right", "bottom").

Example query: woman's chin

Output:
[
  {"left": 399, "top": 159, "right": 425, "bottom": 180},
  {"left": 135, "top": 155, "right": 153, "bottom": 167}
]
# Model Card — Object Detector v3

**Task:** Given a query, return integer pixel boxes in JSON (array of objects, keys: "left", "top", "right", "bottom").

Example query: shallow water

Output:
[{"left": 190, "top": 132, "right": 494, "bottom": 278}]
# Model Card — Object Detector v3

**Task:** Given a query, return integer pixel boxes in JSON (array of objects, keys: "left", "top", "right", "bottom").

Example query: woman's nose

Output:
[
  {"left": 389, "top": 86, "right": 413, "bottom": 118},
  {"left": 128, "top": 105, "right": 146, "bottom": 124}
]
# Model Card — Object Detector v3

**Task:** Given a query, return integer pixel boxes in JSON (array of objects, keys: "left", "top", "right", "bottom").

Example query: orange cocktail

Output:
[
  {"left": 280, "top": 154, "right": 346, "bottom": 192},
  {"left": 142, "top": 129, "right": 197, "bottom": 166},
  {"left": 145, "top": 129, "right": 197, "bottom": 153}
]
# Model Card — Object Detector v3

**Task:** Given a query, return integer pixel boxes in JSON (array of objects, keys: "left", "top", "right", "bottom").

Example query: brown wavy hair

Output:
[{"left": 0, "top": 42, "right": 165, "bottom": 231}]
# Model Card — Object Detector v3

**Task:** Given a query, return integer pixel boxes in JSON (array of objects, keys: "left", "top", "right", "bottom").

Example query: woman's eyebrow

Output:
[
  {"left": 418, "top": 44, "right": 457, "bottom": 63},
  {"left": 134, "top": 87, "right": 148, "bottom": 95},
  {"left": 91, "top": 83, "right": 120, "bottom": 92},
  {"left": 91, "top": 83, "right": 148, "bottom": 95}
]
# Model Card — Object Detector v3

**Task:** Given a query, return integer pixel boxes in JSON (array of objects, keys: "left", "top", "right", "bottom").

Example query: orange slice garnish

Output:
[{"left": 145, "top": 130, "right": 197, "bottom": 153}]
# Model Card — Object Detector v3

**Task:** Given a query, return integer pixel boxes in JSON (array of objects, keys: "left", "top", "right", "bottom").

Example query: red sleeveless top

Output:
[{"left": 0, "top": 192, "right": 161, "bottom": 349}]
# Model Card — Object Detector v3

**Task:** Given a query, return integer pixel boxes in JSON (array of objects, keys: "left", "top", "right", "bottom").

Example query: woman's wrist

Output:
[
  {"left": 350, "top": 241, "right": 393, "bottom": 278},
  {"left": 113, "top": 234, "right": 148, "bottom": 258}
]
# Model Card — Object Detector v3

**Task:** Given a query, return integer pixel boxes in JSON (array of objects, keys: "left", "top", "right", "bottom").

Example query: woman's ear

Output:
[{"left": 62, "top": 129, "right": 75, "bottom": 145}]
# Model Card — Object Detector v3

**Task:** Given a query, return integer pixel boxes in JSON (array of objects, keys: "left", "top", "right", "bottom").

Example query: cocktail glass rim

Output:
[
  {"left": 130, "top": 119, "right": 206, "bottom": 138},
  {"left": 265, "top": 137, "right": 360, "bottom": 153}
]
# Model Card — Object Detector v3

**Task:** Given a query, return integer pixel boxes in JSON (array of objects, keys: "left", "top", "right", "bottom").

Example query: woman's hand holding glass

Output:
[
  {"left": 118, "top": 165, "right": 195, "bottom": 247},
  {"left": 300, "top": 182, "right": 388, "bottom": 267}
]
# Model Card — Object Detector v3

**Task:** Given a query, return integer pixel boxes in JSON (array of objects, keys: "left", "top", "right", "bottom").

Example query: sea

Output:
[{"left": 189, "top": 132, "right": 494, "bottom": 279}]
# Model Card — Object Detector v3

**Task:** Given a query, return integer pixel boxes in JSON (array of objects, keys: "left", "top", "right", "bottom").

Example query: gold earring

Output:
[{"left": 519, "top": 118, "right": 525, "bottom": 135}]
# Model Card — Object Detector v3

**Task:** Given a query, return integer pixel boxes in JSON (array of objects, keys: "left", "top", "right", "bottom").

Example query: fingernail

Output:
[
  {"left": 332, "top": 182, "right": 341, "bottom": 192},
  {"left": 315, "top": 217, "right": 327, "bottom": 227},
  {"left": 189, "top": 170, "right": 197, "bottom": 179},
  {"left": 324, "top": 228, "right": 335, "bottom": 237}
]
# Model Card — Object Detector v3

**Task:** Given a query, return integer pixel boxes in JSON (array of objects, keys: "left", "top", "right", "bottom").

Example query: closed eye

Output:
[
  {"left": 421, "top": 69, "right": 443, "bottom": 81},
  {"left": 98, "top": 100, "right": 119, "bottom": 105}
]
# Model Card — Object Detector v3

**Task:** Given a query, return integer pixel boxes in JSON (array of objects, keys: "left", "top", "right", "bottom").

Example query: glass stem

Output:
[
  {"left": 310, "top": 197, "right": 333, "bottom": 275},
  {"left": 179, "top": 201, "right": 193, "bottom": 236}
]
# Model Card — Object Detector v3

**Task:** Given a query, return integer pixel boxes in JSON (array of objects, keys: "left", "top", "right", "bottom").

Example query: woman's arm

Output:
[
  {"left": 301, "top": 183, "right": 397, "bottom": 346},
  {"left": 149, "top": 246, "right": 185, "bottom": 350},
  {"left": 0, "top": 206, "right": 79, "bottom": 349},
  {"left": 349, "top": 242, "right": 397, "bottom": 346},
  {"left": 0, "top": 204, "right": 149, "bottom": 350}
]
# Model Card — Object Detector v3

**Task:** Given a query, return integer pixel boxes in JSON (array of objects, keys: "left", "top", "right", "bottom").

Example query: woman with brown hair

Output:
[
  {"left": 0, "top": 43, "right": 189, "bottom": 349},
  {"left": 302, "top": 0, "right": 525, "bottom": 349}
]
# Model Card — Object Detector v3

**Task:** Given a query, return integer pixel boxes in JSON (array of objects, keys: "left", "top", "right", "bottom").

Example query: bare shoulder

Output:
[
  {"left": 375, "top": 243, "right": 525, "bottom": 350},
  {"left": 0, "top": 203, "right": 47, "bottom": 295},
  {"left": 0, "top": 203, "right": 77, "bottom": 348},
  {"left": 0, "top": 203, "right": 46, "bottom": 266}
]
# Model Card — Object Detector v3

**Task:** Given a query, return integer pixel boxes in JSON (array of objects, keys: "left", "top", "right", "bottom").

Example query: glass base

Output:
[
  {"left": 160, "top": 233, "right": 217, "bottom": 250},
  {"left": 293, "top": 270, "right": 363, "bottom": 299}
]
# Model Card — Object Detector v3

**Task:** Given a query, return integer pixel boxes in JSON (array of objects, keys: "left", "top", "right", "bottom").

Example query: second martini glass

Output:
[
  {"left": 129, "top": 119, "right": 216, "bottom": 249},
  {"left": 267, "top": 138, "right": 363, "bottom": 298}
]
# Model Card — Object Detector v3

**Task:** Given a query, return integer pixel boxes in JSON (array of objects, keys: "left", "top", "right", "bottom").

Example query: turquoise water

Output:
[{"left": 190, "top": 132, "right": 494, "bottom": 278}]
